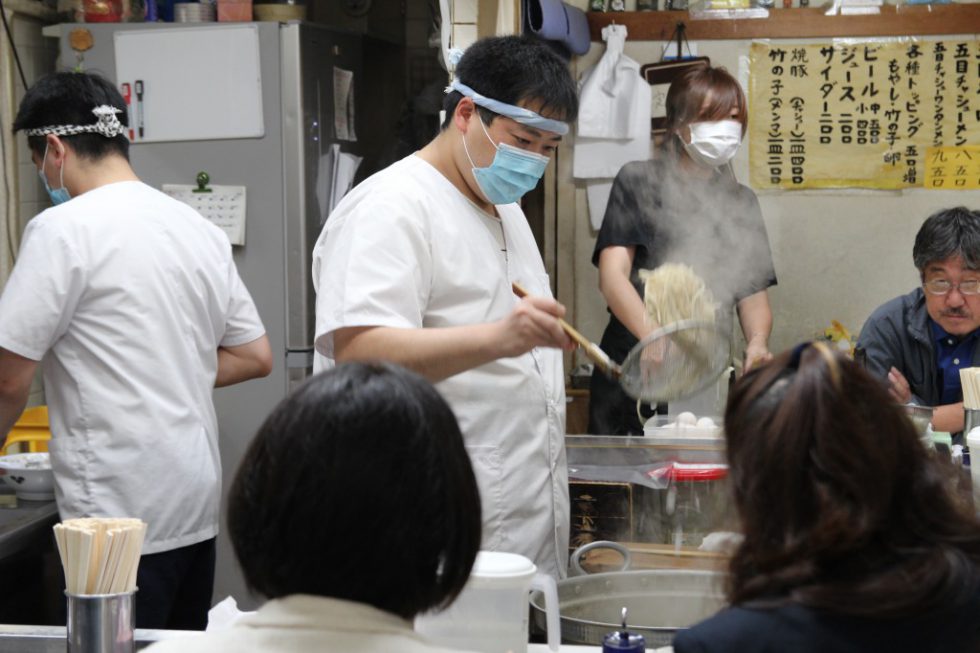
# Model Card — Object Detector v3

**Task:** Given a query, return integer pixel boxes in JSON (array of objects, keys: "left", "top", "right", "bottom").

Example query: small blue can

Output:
[
  {"left": 602, "top": 607, "right": 645, "bottom": 653},
  {"left": 602, "top": 630, "right": 646, "bottom": 652}
]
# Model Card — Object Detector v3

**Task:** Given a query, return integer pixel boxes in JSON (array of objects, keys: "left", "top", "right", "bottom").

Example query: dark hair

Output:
[
  {"left": 228, "top": 362, "right": 482, "bottom": 619},
  {"left": 912, "top": 206, "right": 980, "bottom": 273},
  {"left": 441, "top": 35, "right": 579, "bottom": 130},
  {"left": 724, "top": 342, "right": 980, "bottom": 617},
  {"left": 13, "top": 71, "right": 129, "bottom": 161},
  {"left": 663, "top": 65, "right": 747, "bottom": 156}
]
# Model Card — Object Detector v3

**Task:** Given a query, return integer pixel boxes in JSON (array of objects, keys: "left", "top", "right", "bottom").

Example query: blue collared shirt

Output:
[{"left": 931, "top": 320, "right": 980, "bottom": 405}]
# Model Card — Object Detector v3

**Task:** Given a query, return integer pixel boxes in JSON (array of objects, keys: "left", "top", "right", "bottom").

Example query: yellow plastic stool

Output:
[{"left": 2, "top": 406, "right": 51, "bottom": 455}]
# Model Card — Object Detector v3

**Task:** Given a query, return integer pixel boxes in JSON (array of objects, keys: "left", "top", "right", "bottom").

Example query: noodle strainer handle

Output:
[{"left": 511, "top": 282, "right": 622, "bottom": 379}]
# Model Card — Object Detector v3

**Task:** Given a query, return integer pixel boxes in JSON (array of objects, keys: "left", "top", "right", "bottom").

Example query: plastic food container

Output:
[
  {"left": 647, "top": 462, "right": 730, "bottom": 548},
  {"left": 415, "top": 551, "right": 559, "bottom": 653},
  {"left": 642, "top": 415, "right": 723, "bottom": 446},
  {"left": 83, "top": 0, "right": 123, "bottom": 22}
]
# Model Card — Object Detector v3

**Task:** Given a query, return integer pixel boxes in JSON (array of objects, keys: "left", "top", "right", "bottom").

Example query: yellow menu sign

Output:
[
  {"left": 749, "top": 40, "right": 980, "bottom": 190},
  {"left": 924, "top": 146, "right": 980, "bottom": 189}
]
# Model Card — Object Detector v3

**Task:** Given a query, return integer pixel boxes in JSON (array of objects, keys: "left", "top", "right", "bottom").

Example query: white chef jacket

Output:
[
  {"left": 312, "top": 155, "right": 569, "bottom": 578},
  {"left": 0, "top": 181, "right": 265, "bottom": 554},
  {"left": 143, "top": 595, "right": 476, "bottom": 653}
]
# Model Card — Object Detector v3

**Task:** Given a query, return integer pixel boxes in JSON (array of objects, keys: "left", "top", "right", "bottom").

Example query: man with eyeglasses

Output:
[{"left": 857, "top": 207, "right": 980, "bottom": 441}]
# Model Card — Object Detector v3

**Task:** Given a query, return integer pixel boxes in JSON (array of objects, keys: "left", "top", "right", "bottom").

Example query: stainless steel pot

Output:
[{"left": 530, "top": 542, "right": 726, "bottom": 647}]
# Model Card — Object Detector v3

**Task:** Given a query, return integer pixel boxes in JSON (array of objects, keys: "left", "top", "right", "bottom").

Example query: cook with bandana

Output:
[
  {"left": 0, "top": 72, "right": 272, "bottom": 630},
  {"left": 311, "top": 36, "right": 579, "bottom": 578}
]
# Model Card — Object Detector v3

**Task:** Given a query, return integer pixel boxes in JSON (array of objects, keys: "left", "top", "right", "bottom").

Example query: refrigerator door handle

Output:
[
  {"left": 286, "top": 349, "right": 314, "bottom": 369},
  {"left": 285, "top": 349, "right": 314, "bottom": 391}
]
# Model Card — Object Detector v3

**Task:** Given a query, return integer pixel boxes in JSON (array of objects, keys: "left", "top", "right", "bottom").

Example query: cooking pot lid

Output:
[{"left": 469, "top": 551, "right": 537, "bottom": 586}]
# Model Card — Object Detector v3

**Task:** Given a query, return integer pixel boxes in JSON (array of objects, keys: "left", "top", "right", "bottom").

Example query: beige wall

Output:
[{"left": 556, "top": 18, "right": 980, "bottom": 367}]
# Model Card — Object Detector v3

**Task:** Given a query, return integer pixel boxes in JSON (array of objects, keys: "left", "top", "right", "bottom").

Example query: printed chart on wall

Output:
[{"left": 748, "top": 39, "right": 980, "bottom": 190}]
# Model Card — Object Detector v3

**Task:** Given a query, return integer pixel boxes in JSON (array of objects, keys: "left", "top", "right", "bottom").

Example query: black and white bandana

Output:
[{"left": 24, "top": 105, "right": 126, "bottom": 139}]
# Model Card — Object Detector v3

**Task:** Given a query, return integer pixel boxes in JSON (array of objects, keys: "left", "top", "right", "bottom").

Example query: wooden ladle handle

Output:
[{"left": 511, "top": 281, "right": 621, "bottom": 379}]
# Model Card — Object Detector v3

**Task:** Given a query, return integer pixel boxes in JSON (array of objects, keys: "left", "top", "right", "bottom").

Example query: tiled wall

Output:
[
  {"left": 8, "top": 13, "right": 57, "bottom": 407},
  {"left": 451, "top": 0, "right": 478, "bottom": 50},
  {"left": 12, "top": 15, "right": 57, "bottom": 230}
]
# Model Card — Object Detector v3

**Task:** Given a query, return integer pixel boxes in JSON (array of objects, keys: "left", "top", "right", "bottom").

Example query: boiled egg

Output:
[{"left": 677, "top": 411, "right": 697, "bottom": 426}]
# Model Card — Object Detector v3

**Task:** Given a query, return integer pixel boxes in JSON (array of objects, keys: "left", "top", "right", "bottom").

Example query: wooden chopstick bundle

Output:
[
  {"left": 960, "top": 367, "right": 980, "bottom": 410},
  {"left": 53, "top": 518, "right": 147, "bottom": 595}
]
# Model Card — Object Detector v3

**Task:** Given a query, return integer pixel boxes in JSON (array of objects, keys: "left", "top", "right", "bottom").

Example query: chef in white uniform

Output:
[
  {"left": 312, "top": 36, "right": 580, "bottom": 578},
  {"left": 0, "top": 72, "right": 272, "bottom": 630}
]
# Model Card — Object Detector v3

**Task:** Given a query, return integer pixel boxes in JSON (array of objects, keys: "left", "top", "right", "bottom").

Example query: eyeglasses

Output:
[{"left": 923, "top": 279, "right": 980, "bottom": 296}]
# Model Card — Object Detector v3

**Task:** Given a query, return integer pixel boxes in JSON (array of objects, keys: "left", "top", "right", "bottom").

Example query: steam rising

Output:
[{"left": 591, "top": 158, "right": 775, "bottom": 435}]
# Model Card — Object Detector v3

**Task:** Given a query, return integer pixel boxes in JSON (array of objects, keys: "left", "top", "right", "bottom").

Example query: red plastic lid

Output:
[{"left": 658, "top": 462, "right": 728, "bottom": 482}]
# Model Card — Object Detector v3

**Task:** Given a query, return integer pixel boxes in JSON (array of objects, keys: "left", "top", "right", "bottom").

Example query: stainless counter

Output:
[
  {"left": 0, "top": 625, "right": 198, "bottom": 652},
  {"left": 0, "top": 626, "right": 604, "bottom": 652}
]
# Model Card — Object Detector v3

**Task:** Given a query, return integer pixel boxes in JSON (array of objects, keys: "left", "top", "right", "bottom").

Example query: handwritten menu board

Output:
[
  {"left": 925, "top": 145, "right": 980, "bottom": 189},
  {"left": 748, "top": 39, "right": 980, "bottom": 190}
]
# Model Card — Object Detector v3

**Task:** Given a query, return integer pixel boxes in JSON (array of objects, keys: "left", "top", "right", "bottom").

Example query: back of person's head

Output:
[
  {"left": 912, "top": 206, "right": 980, "bottom": 273},
  {"left": 724, "top": 342, "right": 980, "bottom": 617},
  {"left": 228, "top": 362, "right": 482, "bottom": 620},
  {"left": 441, "top": 35, "right": 578, "bottom": 129},
  {"left": 664, "top": 65, "right": 747, "bottom": 153},
  {"left": 13, "top": 71, "right": 129, "bottom": 161}
]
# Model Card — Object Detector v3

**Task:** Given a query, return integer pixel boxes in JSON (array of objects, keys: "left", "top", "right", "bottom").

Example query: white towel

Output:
[{"left": 574, "top": 24, "right": 652, "bottom": 229}]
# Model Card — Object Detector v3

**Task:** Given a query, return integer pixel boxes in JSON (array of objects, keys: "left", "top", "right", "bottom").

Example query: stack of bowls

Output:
[{"left": 0, "top": 452, "right": 55, "bottom": 500}]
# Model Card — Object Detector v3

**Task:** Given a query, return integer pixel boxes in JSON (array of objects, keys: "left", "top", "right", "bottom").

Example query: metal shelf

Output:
[{"left": 588, "top": 4, "right": 980, "bottom": 40}]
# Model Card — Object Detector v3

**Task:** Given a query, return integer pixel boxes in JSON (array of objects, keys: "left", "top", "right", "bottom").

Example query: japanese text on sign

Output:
[
  {"left": 749, "top": 40, "right": 980, "bottom": 190},
  {"left": 925, "top": 146, "right": 980, "bottom": 189}
]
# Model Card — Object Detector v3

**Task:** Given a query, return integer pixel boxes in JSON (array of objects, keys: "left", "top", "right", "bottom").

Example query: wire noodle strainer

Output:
[{"left": 512, "top": 283, "right": 729, "bottom": 403}]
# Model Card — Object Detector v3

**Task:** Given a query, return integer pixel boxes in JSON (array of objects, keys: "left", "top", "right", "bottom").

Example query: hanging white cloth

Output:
[
  {"left": 576, "top": 24, "right": 646, "bottom": 140},
  {"left": 495, "top": 0, "right": 518, "bottom": 35},
  {"left": 584, "top": 180, "right": 613, "bottom": 231},
  {"left": 573, "top": 24, "right": 652, "bottom": 229}
]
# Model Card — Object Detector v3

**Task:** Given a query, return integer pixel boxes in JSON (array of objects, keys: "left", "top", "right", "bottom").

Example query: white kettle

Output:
[{"left": 415, "top": 551, "right": 560, "bottom": 653}]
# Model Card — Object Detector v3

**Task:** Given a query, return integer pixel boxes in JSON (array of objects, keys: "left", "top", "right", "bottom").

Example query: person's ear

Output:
[
  {"left": 453, "top": 97, "right": 477, "bottom": 134},
  {"left": 678, "top": 123, "right": 695, "bottom": 145},
  {"left": 45, "top": 134, "right": 68, "bottom": 164}
]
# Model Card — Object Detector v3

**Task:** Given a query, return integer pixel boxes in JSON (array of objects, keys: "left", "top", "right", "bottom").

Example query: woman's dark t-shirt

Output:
[{"left": 587, "top": 156, "right": 777, "bottom": 434}]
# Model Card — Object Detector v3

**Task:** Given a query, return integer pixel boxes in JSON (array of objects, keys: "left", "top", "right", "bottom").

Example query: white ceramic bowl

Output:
[{"left": 0, "top": 453, "right": 54, "bottom": 500}]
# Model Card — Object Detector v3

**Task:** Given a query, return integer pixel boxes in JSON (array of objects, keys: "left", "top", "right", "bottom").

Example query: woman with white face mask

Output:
[{"left": 588, "top": 65, "right": 778, "bottom": 435}]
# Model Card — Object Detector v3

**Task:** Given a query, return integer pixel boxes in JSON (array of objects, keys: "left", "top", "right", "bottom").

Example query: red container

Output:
[
  {"left": 217, "top": 0, "right": 251, "bottom": 21},
  {"left": 83, "top": 0, "right": 122, "bottom": 21}
]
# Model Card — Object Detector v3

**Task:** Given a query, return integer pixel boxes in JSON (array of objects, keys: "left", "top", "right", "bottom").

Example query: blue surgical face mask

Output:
[
  {"left": 38, "top": 144, "right": 71, "bottom": 206},
  {"left": 463, "top": 118, "right": 550, "bottom": 205}
]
